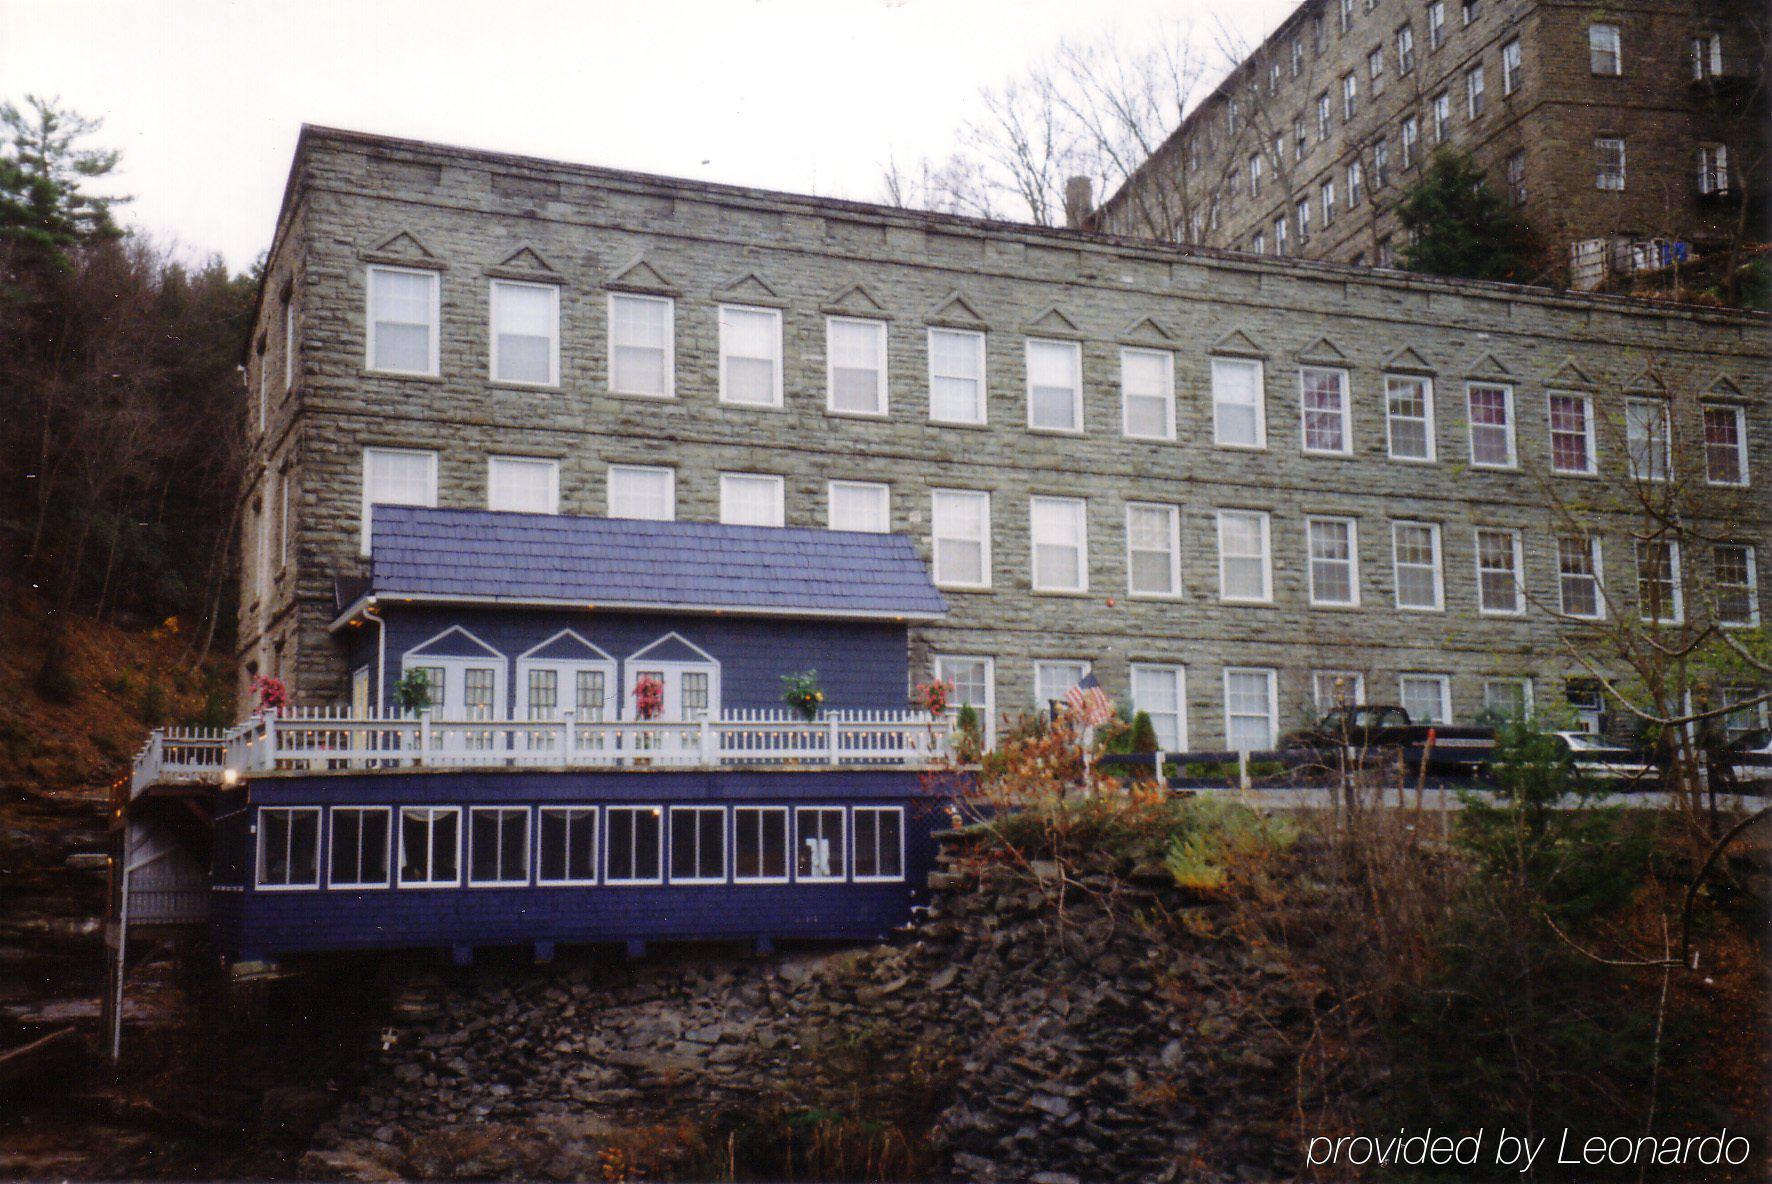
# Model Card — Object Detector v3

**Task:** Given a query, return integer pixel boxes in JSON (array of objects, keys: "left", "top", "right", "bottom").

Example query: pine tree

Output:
[
  {"left": 1394, "top": 149, "right": 1538, "bottom": 284},
  {"left": 0, "top": 95, "right": 126, "bottom": 266}
]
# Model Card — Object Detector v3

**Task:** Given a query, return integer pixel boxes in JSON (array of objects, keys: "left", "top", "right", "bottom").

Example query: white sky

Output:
[{"left": 1, "top": 0, "right": 1295, "bottom": 272}]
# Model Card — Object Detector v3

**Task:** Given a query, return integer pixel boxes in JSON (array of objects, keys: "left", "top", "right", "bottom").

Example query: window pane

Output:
[
  {"left": 829, "top": 482, "right": 889, "bottom": 533},
  {"left": 488, "top": 458, "right": 557, "bottom": 514},
  {"left": 1558, "top": 537, "right": 1600, "bottom": 618},
  {"left": 1308, "top": 519, "right": 1356, "bottom": 604},
  {"left": 1212, "top": 358, "right": 1263, "bottom": 446},
  {"left": 1122, "top": 350, "right": 1172, "bottom": 438},
  {"left": 829, "top": 320, "right": 885, "bottom": 414},
  {"left": 1031, "top": 497, "right": 1086, "bottom": 591},
  {"left": 1477, "top": 530, "right": 1521, "bottom": 613},
  {"left": 932, "top": 490, "right": 988, "bottom": 586},
  {"left": 1385, "top": 376, "right": 1431, "bottom": 460},
  {"left": 1130, "top": 666, "right": 1184, "bottom": 749},
  {"left": 609, "top": 467, "right": 673, "bottom": 520},
  {"left": 493, "top": 283, "right": 556, "bottom": 384},
  {"left": 721, "top": 307, "right": 780, "bottom": 405},
  {"left": 1548, "top": 395, "right": 1592, "bottom": 473},
  {"left": 1218, "top": 511, "right": 1269, "bottom": 600},
  {"left": 1301, "top": 368, "right": 1348, "bottom": 452},
  {"left": 1028, "top": 341, "right": 1080, "bottom": 431},
  {"left": 1704, "top": 406, "right": 1745, "bottom": 484},
  {"left": 610, "top": 295, "right": 671, "bottom": 396},
  {"left": 1127, "top": 504, "right": 1178, "bottom": 596},
  {"left": 370, "top": 270, "right": 434, "bottom": 373},
  {"left": 1225, "top": 670, "right": 1275, "bottom": 750},
  {"left": 797, "top": 808, "right": 845, "bottom": 879},
  {"left": 1468, "top": 385, "right": 1513, "bottom": 465},
  {"left": 1400, "top": 677, "right": 1448, "bottom": 724},
  {"left": 930, "top": 329, "right": 985, "bottom": 423},
  {"left": 1394, "top": 523, "right": 1441, "bottom": 609}
]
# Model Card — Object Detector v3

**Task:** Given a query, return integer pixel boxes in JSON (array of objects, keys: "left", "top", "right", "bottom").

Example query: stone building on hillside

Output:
[{"left": 1092, "top": 0, "right": 1767, "bottom": 289}]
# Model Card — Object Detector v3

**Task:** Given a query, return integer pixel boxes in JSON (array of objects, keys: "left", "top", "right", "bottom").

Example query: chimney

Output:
[{"left": 1063, "top": 176, "right": 1094, "bottom": 230}]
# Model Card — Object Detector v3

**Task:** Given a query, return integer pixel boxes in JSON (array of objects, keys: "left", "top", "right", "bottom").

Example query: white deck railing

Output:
[{"left": 131, "top": 709, "right": 950, "bottom": 790}]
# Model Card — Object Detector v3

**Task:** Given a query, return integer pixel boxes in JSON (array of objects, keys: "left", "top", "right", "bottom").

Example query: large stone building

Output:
[
  {"left": 241, "top": 126, "right": 1768, "bottom": 750},
  {"left": 1093, "top": 0, "right": 1766, "bottom": 285}
]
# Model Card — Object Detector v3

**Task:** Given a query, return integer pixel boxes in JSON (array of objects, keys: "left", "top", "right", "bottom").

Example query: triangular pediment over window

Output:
[
  {"left": 360, "top": 230, "right": 445, "bottom": 269},
  {"left": 1545, "top": 358, "right": 1594, "bottom": 388},
  {"left": 606, "top": 255, "right": 680, "bottom": 295},
  {"left": 498, "top": 246, "right": 556, "bottom": 273},
  {"left": 628, "top": 632, "right": 716, "bottom": 665},
  {"left": 1209, "top": 328, "right": 1266, "bottom": 357},
  {"left": 1708, "top": 374, "right": 1747, "bottom": 399},
  {"left": 521, "top": 630, "right": 613, "bottom": 663},
  {"left": 928, "top": 290, "right": 988, "bottom": 328},
  {"left": 1382, "top": 345, "right": 1435, "bottom": 374},
  {"left": 1296, "top": 336, "right": 1348, "bottom": 364},
  {"left": 716, "top": 271, "right": 785, "bottom": 306},
  {"left": 407, "top": 626, "right": 501, "bottom": 660},
  {"left": 822, "top": 281, "right": 890, "bottom": 318},
  {"left": 1120, "top": 315, "right": 1175, "bottom": 343},
  {"left": 1465, "top": 352, "right": 1515, "bottom": 381},
  {"left": 1623, "top": 367, "right": 1668, "bottom": 393},
  {"left": 1024, "top": 304, "right": 1082, "bottom": 338}
]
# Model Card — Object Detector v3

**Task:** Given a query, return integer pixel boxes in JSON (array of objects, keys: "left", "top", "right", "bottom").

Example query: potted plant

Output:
[
  {"left": 781, "top": 670, "right": 824, "bottom": 722},
  {"left": 251, "top": 674, "right": 289, "bottom": 715},
  {"left": 632, "top": 674, "right": 663, "bottom": 764},
  {"left": 393, "top": 669, "right": 434, "bottom": 715}
]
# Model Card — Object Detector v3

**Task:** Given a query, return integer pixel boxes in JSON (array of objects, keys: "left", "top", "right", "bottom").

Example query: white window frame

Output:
[
  {"left": 668, "top": 805, "right": 729, "bottom": 886},
  {"left": 826, "top": 315, "right": 889, "bottom": 418},
  {"left": 284, "top": 299, "right": 296, "bottom": 390},
  {"left": 536, "top": 806, "right": 600, "bottom": 886},
  {"left": 1556, "top": 535, "right": 1606, "bottom": 621},
  {"left": 1129, "top": 663, "right": 1188, "bottom": 751},
  {"left": 718, "top": 472, "right": 786, "bottom": 528},
  {"left": 1392, "top": 520, "right": 1445, "bottom": 611},
  {"left": 514, "top": 631, "right": 617, "bottom": 721},
  {"left": 1033, "top": 660, "right": 1092, "bottom": 709},
  {"left": 851, "top": 807, "right": 906, "bottom": 883},
  {"left": 467, "top": 806, "right": 532, "bottom": 888},
  {"left": 607, "top": 464, "right": 676, "bottom": 521},
  {"left": 717, "top": 304, "right": 784, "bottom": 409},
  {"left": 927, "top": 327, "right": 987, "bottom": 426},
  {"left": 400, "top": 629, "right": 508, "bottom": 722},
  {"left": 1589, "top": 23, "right": 1621, "bottom": 75},
  {"left": 1384, "top": 374, "right": 1436, "bottom": 462},
  {"left": 1399, "top": 674, "right": 1453, "bottom": 725},
  {"left": 360, "top": 447, "right": 438, "bottom": 558},
  {"left": 1030, "top": 495, "right": 1089, "bottom": 594},
  {"left": 1466, "top": 66, "right": 1485, "bottom": 118},
  {"left": 1475, "top": 527, "right": 1526, "bottom": 616},
  {"left": 827, "top": 480, "right": 891, "bottom": 533},
  {"left": 1636, "top": 538, "right": 1684, "bottom": 624},
  {"left": 488, "top": 279, "right": 561, "bottom": 387},
  {"left": 1025, "top": 338, "right": 1084, "bottom": 434},
  {"left": 1501, "top": 38, "right": 1522, "bottom": 93},
  {"left": 1306, "top": 516, "right": 1361, "bottom": 607},
  {"left": 1299, "top": 366, "right": 1353, "bottom": 456},
  {"left": 606, "top": 292, "right": 676, "bottom": 399},
  {"left": 733, "top": 806, "right": 791, "bottom": 885},
  {"left": 1702, "top": 404, "right": 1749, "bottom": 486},
  {"left": 1211, "top": 356, "right": 1267, "bottom": 449},
  {"left": 795, "top": 806, "right": 847, "bottom": 883},
  {"left": 1595, "top": 137, "right": 1626, "bottom": 191},
  {"left": 364, "top": 265, "right": 440, "bottom": 377},
  {"left": 256, "top": 806, "right": 322, "bottom": 890},
  {"left": 1466, "top": 382, "right": 1517, "bottom": 468},
  {"left": 1715, "top": 543, "right": 1760, "bottom": 628},
  {"left": 1483, "top": 678, "right": 1535, "bottom": 719},
  {"left": 1125, "top": 502, "right": 1182, "bottom": 599},
  {"left": 931, "top": 489, "right": 991, "bottom": 590},
  {"left": 1120, "top": 347, "right": 1176, "bottom": 441},
  {"left": 1625, "top": 398, "right": 1672, "bottom": 483},
  {"left": 1312, "top": 670, "right": 1366, "bottom": 711},
  {"left": 397, "top": 806, "right": 463, "bottom": 889},
  {"left": 1223, "top": 667, "right": 1279, "bottom": 752},
  {"left": 1547, "top": 392, "right": 1597, "bottom": 475},
  {"left": 934, "top": 654, "right": 995, "bottom": 746},
  {"left": 328, "top": 806, "right": 392, "bottom": 890},
  {"left": 604, "top": 805, "right": 665, "bottom": 886},
  {"left": 1216, "top": 509, "right": 1274, "bottom": 604},
  {"left": 487, "top": 455, "right": 560, "bottom": 515}
]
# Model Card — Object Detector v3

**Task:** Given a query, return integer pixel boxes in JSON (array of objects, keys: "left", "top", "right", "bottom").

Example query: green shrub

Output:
[
  {"left": 1127, "top": 711, "right": 1158, "bottom": 754},
  {"left": 393, "top": 668, "right": 434, "bottom": 714}
]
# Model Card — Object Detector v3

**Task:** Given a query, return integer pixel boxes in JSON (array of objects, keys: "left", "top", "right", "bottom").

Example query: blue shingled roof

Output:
[{"left": 362, "top": 506, "right": 948, "bottom": 620}]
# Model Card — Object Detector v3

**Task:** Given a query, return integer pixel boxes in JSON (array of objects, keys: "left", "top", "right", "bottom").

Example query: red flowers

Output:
[{"left": 633, "top": 674, "right": 664, "bottom": 720}]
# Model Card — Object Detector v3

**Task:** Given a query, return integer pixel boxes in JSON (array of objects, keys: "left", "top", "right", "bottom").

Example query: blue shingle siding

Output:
[{"left": 366, "top": 507, "right": 948, "bottom": 620}]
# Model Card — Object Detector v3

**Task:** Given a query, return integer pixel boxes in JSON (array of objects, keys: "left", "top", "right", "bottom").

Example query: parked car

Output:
[
  {"left": 1284, "top": 705, "right": 1495, "bottom": 772},
  {"left": 1722, "top": 730, "right": 1772, "bottom": 783},
  {"left": 1551, "top": 731, "right": 1659, "bottom": 784}
]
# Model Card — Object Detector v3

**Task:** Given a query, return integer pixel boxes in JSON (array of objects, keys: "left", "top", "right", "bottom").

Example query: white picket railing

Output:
[{"left": 126, "top": 708, "right": 951, "bottom": 787}]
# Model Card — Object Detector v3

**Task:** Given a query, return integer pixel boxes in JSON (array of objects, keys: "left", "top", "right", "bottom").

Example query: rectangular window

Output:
[
  {"left": 1691, "top": 33, "right": 1723, "bottom": 80},
  {"left": 526, "top": 668, "right": 559, "bottom": 719},
  {"left": 1501, "top": 39, "right": 1522, "bottom": 93},
  {"left": 1217, "top": 509, "right": 1273, "bottom": 603},
  {"left": 1253, "top": 231, "right": 1266, "bottom": 256},
  {"left": 931, "top": 489, "right": 991, "bottom": 588},
  {"left": 1466, "top": 67, "right": 1486, "bottom": 117},
  {"left": 1397, "top": 24, "right": 1415, "bottom": 72},
  {"left": 1483, "top": 679, "right": 1532, "bottom": 718},
  {"left": 469, "top": 807, "right": 531, "bottom": 886},
  {"left": 853, "top": 808, "right": 905, "bottom": 881},
  {"left": 1224, "top": 668, "right": 1278, "bottom": 751},
  {"left": 1547, "top": 393, "right": 1596, "bottom": 474},
  {"left": 1401, "top": 116, "right": 1419, "bottom": 169},
  {"left": 1721, "top": 687, "right": 1768, "bottom": 741},
  {"left": 1274, "top": 216, "right": 1290, "bottom": 256},
  {"left": 734, "top": 807, "right": 789, "bottom": 882},
  {"left": 608, "top": 293, "right": 674, "bottom": 397},
  {"left": 669, "top": 806, "right": 726, "bottom": 884},
  {"left": 1589, "top": 24, "right": 1621, "bottom": 74},
  {"left": 1126, "top": 503, "right": 1181, "bottom": 597},
  {"left": 719, "top": 305, "right": 783, "bottom": 407},
  {"left": 1130, "top": 664, "right": 1187, "bottom": 750},
  {"left": 1698, "top": 144, "right": 1730, "bottom": 195},
  {"left": 577, "top": 670, "right": 608, "bottom": 721},
  {"left": 284, "top": 299, "right": 296, "bottom": 390},
  {"left": 1026, "top": 339, "right": 1082, "bottom": 433},
  {"left": 1431, "top": 93, "right": 1450, "bottom": 143},
  {"left": 1121, "top": 348, "right": 1175, "bottom": 440},
  {"left": 1393, "top": 521, "right": 1444, "bottom": 610},
  {"left": 1461, "top": 0, "right": 1478, "bottom": 25},
  {"left": 1385, "top": 375, "right": 1435, "bottom": 461},
  {"left": 1317, "top": 92, "right": 1332, "bottom": 137},
  {"left": 398, "top": 806, "right": 460, "bottom": 887},
  {"left": 1321, "top": 179, "right": 1337, "bottom": 225},
  {"left": 1595, "top": 138, "right": 1626, "bottom": 190},
  {"left": 1212, "top": 356, "right": 1265, "bottom": 448},
  {"left": 366, "top": 266, "right": 438, "bottom": 375},
  {"left": 1249, "top": 153, "right": 1263, "bottom": 198},
  {"left": 1339, "top": 0, "right": 1352, "bottom": 33},
  {"left": 1626, "top": 399, "right": 1670, "bottom": 482},
  {"left": 929, "top": 327, "right": 986, "bottom": 424},
  {"left": 605, "top": 806, "right": 663, "bottom": 884},
  {"left": 537, "top": 807, "right": 598, "bottom": 885},
  {"left": 1033, "top": 660, "right": 1090, "bottom": 709},
  {"left": 361, "top": 447, "right": 437, "bottom": 557},
  {"left": 1400, "top": 674, "right": 1452, "bottom": 724},
  {"left": 1716, "top": 544, "right": 1759, "bottom": 626},
  {"left": 1703, "top": 405, "right": 1748, "bottom": 485},
  {"left": 1372, "top": 139, "right": 1390, "bottom": 188},
  {"left": 1427, "top": 0, "right": 1444, "bottom": 47},
  {"left": 1296, "top": 196, "right": 1311, "bottom": 240},
  {"left": 1313, "top": 670, "right": 1366, "bottom": 711},
  {"left": 1300, "top": 367, "right": 1351, "bottom": 454},
  {"left": 1342, "top": 73, "right": 1358, "bottom": 120},
  {"left": 1348, "top": 160, "right": 1364, "bottom": 206},
  {"left": 1636, "top": 539, "right": 1682, "bottom": 623},
  {"left": 607, "top": 464, "right": 675, "bottom": 521},
  {"left": 1505, "top": 151, "right": 1526, "bottom": 205},
  {"left": 828, "top": 480, "right": 890, "bottom": 533},
  {"left": 1467, "top": 383, "right": 1516, "bottom": 467},
  {"left": 719, "top": 472, "right": 785, "bottom": 528},
  {"left": 934, "top": 655, "right": 994, "bottom": 739},
  {"left": 827, "top": 316, "right": 888, "bottom": 416},
  {"left": 1557, "top": 536, "right": 1604, "bottom": 619},
  {"left": 257, "top": 807, "right": 320, "bottom": 888},
  {"left": 1030, "top": 496, "right": 1088, "bottom": 593},
  {"left": 1307, "top": 517, "right": 1360, "bottom": 606},
  {"left": 796, "top": 807, "right": 846, "bottom": 881},
  {"left": 1476, "top": 528, "right": 1524, "bottom": 614},
  {"left": 487, "top": 456, "right": 559, "bottom": 514},
  {"left": 329, "top": 807, "right": 391, "bottom": 889},
  {"left": 489, "top": 280, "right": 559, "bottom": 386},
  {"left": 1368, "top": 46, "right": 1384, "bottom": 85}
]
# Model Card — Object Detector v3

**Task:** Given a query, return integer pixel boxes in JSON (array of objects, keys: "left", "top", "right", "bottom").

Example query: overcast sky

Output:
[{"left": 2, "top": 0, "right": 1294, "bottom": 272}]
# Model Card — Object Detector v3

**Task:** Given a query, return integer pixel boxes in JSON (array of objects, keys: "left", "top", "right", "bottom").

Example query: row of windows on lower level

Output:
[{"left": 254, "top": 803, "right": 905, "bottom": 891}]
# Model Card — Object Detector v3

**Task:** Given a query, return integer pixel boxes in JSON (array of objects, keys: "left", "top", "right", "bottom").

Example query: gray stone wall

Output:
[{"left": 240, "top": 128, "right": 1769, "bottom": 745}]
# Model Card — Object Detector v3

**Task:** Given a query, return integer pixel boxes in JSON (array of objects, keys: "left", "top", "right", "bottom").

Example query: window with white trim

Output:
[
  {"left": 1548, "top": 393, "right": 1596, "bottom": 474},
  {"left": 1476, "top": 528, "right": 1524, "bottom": 614},
  {"left": 1026, "top": 339, "right": 1083, "bottom": 433},
  {"left": 361, "top": 447, "right": 437, "bottom": 557},
  {"left": 931, "top": 489, "right": 991, "bottom": 588},
  {"left": 537, "top": 807, "right": 598, "bottom": 885},
  {"left": 1121, "top": 348, "right": 1175, "bottom": 440},
  {"left": 1317, "top": 91, "right": 1332, "bottom": 138},
  {"left": 827, "top": 317, "right": 888, "bottom": 416},
  {"left": 1703, "top": 405, "right": 1748, "bottom": 485},
  {"left": 1211, "top": 356, "right": 1266, "bottom": 448},
  {"left": 1466, "top": 66, "right": 1485, "bottom": 118},
  {"left": 1224, "top": 668, "right": 1278, "bottom": 751},
  {"left": 1501, "top": 39, "right": 1522, "bottom": 93},
  {"left": 853, "top": 808, "right": 905, "bottom": 881},
  {"left": 1588, "top": 24, "right": 1620, "bottom": 75},
  {"left": 1720, "top": 687, "right": 1768, "bottom": 741},
  {"left": 1400, "top": 116, "right": 1419, "bottom": 169},
  {"left": 1636, "top": 538, "right": 1682, "bottom": 623},
  {"left": 1126, "top": 503, "right": 1181, "bottom": 597},
  {"left": 1483, "top": 678, "right": 1534, "bottom": 719},
  {"left": 1130, "top": 664, "right": 1187, "bottom": 750},
  {"left": 929, "top": 328, "right": 986, "bottom": 424},
  {"left": 1427, "top": 0, "right": 1444, "bottom": 48},
  {"left": 1033, "top": 660, "right": 1090, "bottom": 709},
  {"left": 1322, "top": 179, "right": 1337, "bottom": 226},
  {"left": 1300, "top": 367, "right": 1351, "bottom": 454},
  {"left": 469, "top": 807, "right": 531, "bottom": 886},
  {"left": 490, "top": 280, "right": 559, "bottom": 386},
  {"left": 1396, "top": 23, "right": 1415, "bottom": 72},
  {"left": 366, "top": 266, "right": 439, "bottom": 376},
  {"left": 1393, "top": 521, "right": 1444, "bottom": 610},
  {"left": 1399, "top": 674, "right": 1452, "bottom": 724},
  {"left": 796, "top": 807, "right": 845, "bottom": 880},
  {"left": 398, "top": 807, "right": 460, "bottom": 887},
  {"left": 1698, "top": 144, "right": 1730, "bottom": 195},
  {"left": 719, "top": 473, "right": 785, "bottom": 528},
  {"left": 605, "top": 806, "right": 663, "bottom": 884},
  {"left": 1385, "top": 375, "right": 1434, "bottom": 461},
  {"left": 669, "top": 806, "right": 727, "bottom": 884},
  {"left": 1348, "top": 160, "right": 1364, "bottom": 206},
  {"left": 1313, "top": 670, "right": 1366, "bottom": 711},
  {"left": 1715, "top": 544, "right": 1759, "bottom": 626},
  {"left": 1557, "top": 536, "right": 1604, "bottom": 619},
  {"left": 1431, "top": 93, "right": 1450, "bottom": 143},
  {"left": 1217, "top": 510, "right": 1273, "bottom": 603},
  {"left": 607, "top": 464, "right": 675, "bottom": 521},
  {"left": 1307, "top": 517, "right": 1360, "bottom": 606},
  {"left": 1691, "top": 33, "right": 1723, "bottom": 79},
  {"left": 1466, "top": 383, "right": 1515, "bottom": 467},
  {"left": 487, "top": 456, "right": 559, "bottom": 514},
  {"left": 1030, "top": 496, "right": 1088, "bottom": 593},
  {"left": 329, "top": 807, "right": 391, "bottom": 889},
  {"left": 1625, "top": 398, "right": 1670, "bottom": 482},
  {"left": 1343, "top": 72, "right": 1358, "bottom": 120},
  {"left": 1595, "top": 137, "right": 1626, "bottom": 190},
  {"left": 734, "top": 807, "right": 789, "bottom": 882},
  {"left": 719, "top": 305, "right": 783, "bottom": 407},
  {"left": 608, "top": 293, "right": 674, "bottom": 397},
  {"left": 828, "top": 480, "right": 890, "bottom": 533},
  {"left": 257, "top": 807, "right": 320, "bottom": 888}
]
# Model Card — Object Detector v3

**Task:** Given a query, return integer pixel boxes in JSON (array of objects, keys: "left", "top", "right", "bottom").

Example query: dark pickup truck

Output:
[{"left": 1283, "top": 705, "right": 1496, "bottom": 772}]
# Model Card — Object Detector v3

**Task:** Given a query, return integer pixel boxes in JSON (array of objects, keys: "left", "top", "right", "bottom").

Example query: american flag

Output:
[{"left": 1064, "top": 673, "right": 1115, "bottom": 728}]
